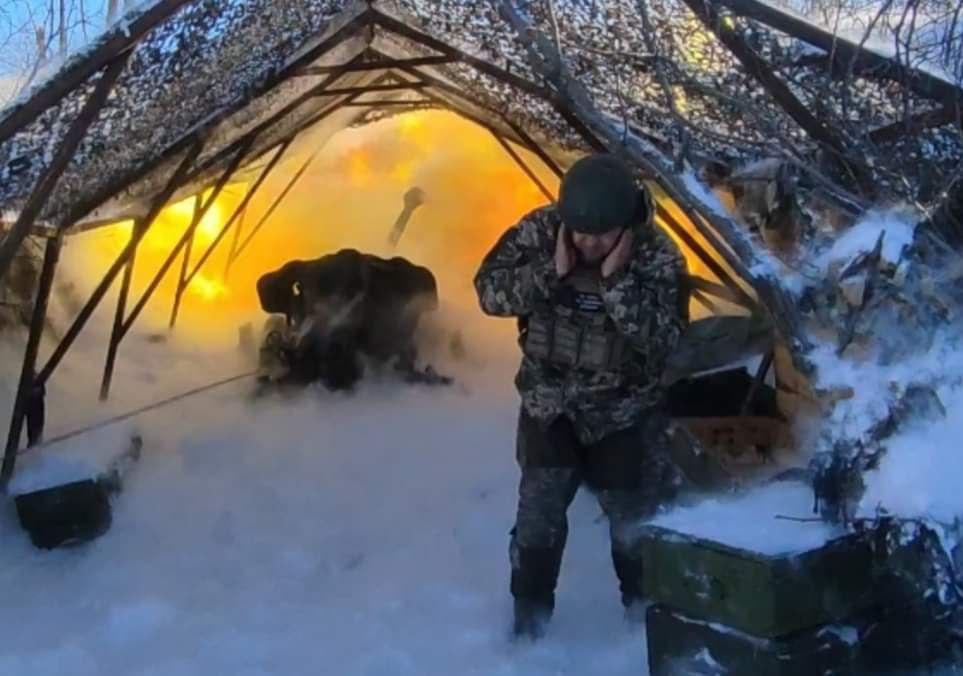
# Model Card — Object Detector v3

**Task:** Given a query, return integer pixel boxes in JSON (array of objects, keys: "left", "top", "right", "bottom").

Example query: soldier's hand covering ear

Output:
[
  {"left": 555, "top": 223, "right": 577, "bottom": 279},
  {"left": 601, "top": 229, "right": 635, "bottom": 279}
]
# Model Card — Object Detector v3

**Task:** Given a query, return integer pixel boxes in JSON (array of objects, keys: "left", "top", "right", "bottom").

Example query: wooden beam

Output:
[
  {"left": 489, "top": 130, "right": 555, "bottom": 203},
  {"left": 119, "top": 138, "right": 256, "bottom": 339},
  {"left": 228, "top": 149, "right": 321, "bottom": 267},
  {"left": 185, "top": 141, "right": 293, "bottom": 291},
  {"left": 683, "top": 272, "right": 756, "bottom": 310},
  {"left": 0, "top": 0, "right": 192, "bottom": 145},
  {"left": 181, "top": 50, "right": 369, "bottom": 186},
  {"left": 342, "top": 100, "right": 434, "bottom": 107},
  {"left": 690, "top": 288, "right": 719, "bottom": 313},
  {"left": 298, "top": 55, "right": 454, "bottom": 75},
  {"left": 315, "top": 82, "right": 429, "bottom": 96},
  {"left": 386, "top": 57, "right": 566, "bottom": 178},
  {"left": 868, "top": 104, "right": 961, "bottom": 144},
  {"left": 658, "top": 206, "right": 758, "bottom": 311},
  {"left": 99, "top": 217, "right": 149, "bottom": 401},
  {"left": 55, "top": 7, "right": 373, "bottom": 232},
  {"left": 241, "top": 71, "right": 396, "bottom": 168},
  {"left": 168, "top": 139, "right": 251, "bottom": 331},
  {"left": 679, "top": 0, "right": 870, "bottom": 191},
  {"left": 223, "top": 204, "right": 247, "bottom": 281},
  {"left": 716, "top": 0, "right": 963, "bottom": 105},
  {"left": 740, "top": 350, "right": 774, "bottom": 415},
  {"left": 167, "top": 196, "right": 200, "bottom": 330},
  {"left": 369, "top": 8, "right": 551, "bottom": 101},
  {"left": 36, "top": 140, "right": 202, "bottom": 386},
  {"left": 0, "top": 52, "right": 130, "bottom": 286},
  {"left": 1, "top": 234, "right": 63, "bottom": 487}
]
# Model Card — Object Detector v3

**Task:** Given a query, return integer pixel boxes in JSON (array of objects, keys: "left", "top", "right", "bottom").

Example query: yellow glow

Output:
[
  {"left": 75, "top": 110, "right": 736, "bottom": 341},
  {"left": 188, "top": 273, "right": 229, "bottom": 301}
]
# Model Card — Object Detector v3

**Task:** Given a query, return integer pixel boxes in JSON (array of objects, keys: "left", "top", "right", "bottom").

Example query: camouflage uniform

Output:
[{"left": 474, "top": 204, "right": 687, "bottom": 616}]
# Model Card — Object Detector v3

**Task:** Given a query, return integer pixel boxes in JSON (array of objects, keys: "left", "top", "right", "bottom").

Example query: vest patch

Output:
[{"left": 574, "top": 291, "right": 605, "bottom": 313}]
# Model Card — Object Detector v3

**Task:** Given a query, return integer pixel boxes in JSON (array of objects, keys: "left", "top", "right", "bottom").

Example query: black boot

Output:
[
  {"left": 509, "top": 534, "right": 564, "bottom": 641},
  {"left": 512, "top": 597, "right": 553, "bottom": 640},
  {"left": 612, "top": 548, "right": 646, "bottom": 615}
]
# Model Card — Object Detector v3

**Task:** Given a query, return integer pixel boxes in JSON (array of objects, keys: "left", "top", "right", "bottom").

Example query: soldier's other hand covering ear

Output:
[
  {"left": 555, "top": 223, "right": 576, "bottom": 278},
  {"left": 601, "top": 229, "right": 635, "bottom": 279}
]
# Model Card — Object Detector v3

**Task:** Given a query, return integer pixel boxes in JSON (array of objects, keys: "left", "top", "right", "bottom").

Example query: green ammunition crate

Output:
[
  {"left": 639, "top": 525, "right": 876, "bottom": 638},
  {"left": 646, "top": 604, "right": 861, "bottom": 676}
]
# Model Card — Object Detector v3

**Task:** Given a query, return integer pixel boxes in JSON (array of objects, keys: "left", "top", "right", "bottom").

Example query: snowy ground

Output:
[{"left": 0, "top": 313, "right": 651, "bottom": 676}]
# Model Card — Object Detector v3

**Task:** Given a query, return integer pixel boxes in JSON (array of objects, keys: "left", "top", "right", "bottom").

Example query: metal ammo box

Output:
[
  {"left": 638, "top": 525, "right": 877, "bottom": 638},
  {"left": 646, "top": 603, "right": 862, "bottom": 676}
]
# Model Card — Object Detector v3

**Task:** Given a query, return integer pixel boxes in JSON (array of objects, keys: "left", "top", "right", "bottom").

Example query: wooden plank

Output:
[
  {"left": 298, "top": 55, "right": 453, "bottom": 75},
  {"left": 314, "top": 82, "right": 429, "bottom": 96},
  {"left": 36, "top": 140, "right": 202, "bottom": 386},
  {"left": 342, "top": 100, "right": 434, "bottom": 107},
  {"left": 0, "top": 0, "right": 193, "bottom": 145},
  {"left": 1, "top": 234, "right": 63, "bottom": 486},
  {"left": 0, "top": 52, "right": 130, "bottom": 285}
]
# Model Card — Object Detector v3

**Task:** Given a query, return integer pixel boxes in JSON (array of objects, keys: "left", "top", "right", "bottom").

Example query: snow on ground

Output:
[
  {"left": 818, "top": 206, "right": 919, "bottom": 273},
  {"left": 0, "top": 309, "right": 649, "bottom": 676},
  {"left": 861, "top": 379, "right": 963, "bottom": 524}
]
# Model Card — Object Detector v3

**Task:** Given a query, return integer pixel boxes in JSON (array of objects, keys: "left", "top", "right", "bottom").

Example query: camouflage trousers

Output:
[{"left": 509, "top": 408, "right": 678, "bottom": 610}]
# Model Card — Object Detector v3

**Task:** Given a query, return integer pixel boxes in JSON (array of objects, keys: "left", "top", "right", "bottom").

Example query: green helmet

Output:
[{"left": 558, "top": 154, "right": 647, "bottom": 235}]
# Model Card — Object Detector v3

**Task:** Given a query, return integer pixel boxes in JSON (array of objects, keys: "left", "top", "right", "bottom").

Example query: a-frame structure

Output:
[{"left": 0, "top": 0, "right": 959, "bottom": 485}]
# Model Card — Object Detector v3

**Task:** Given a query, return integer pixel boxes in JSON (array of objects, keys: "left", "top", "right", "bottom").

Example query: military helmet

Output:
[{"left": 558, "top": 154, "right": 650, "bottom": 235}]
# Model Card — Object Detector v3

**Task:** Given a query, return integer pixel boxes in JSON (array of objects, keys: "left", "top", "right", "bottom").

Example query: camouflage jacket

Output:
[{"left": 474, "top": 205, "right": 687, "bottom": 445}]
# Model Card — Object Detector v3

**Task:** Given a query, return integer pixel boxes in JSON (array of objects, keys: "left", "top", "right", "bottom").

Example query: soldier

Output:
[{"left": 473, "top": 154, "right": 688, "bottom": 639}]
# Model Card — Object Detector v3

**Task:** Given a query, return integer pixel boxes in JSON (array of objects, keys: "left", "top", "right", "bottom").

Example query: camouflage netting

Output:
[{"left": 0, "top": 0, "right": 959, "bottom": 230}]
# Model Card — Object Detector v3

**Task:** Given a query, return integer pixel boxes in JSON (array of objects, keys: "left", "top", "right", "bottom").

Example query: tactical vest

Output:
[{"left": 523, "top": 266, "right": 626, "bottom": 372}]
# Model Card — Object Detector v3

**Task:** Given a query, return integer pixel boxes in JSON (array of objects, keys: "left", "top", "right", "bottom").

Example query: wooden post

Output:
[
  {"left": 0, "top": 53, "right": 130, "bottom": 286},
  {"left": 36, "top": 140, "right": 202, "bottom": 387},
  {"left": 223, "top": 204, "right": 247, "bottom": 281},
  {"left": 114, "top": 138, "right": 254, "bottom": 342},
  {"left": 167, "top": 196, "right": 201, "bottom": 330},
  {"left": 1, "top": 234, "right": 63, "bottom": 488},
  {"left": 98, "top": 217, "right": 148, "bottom": 401},
  {"left": 740, "top": 350, "right": 775, "bottom": 416}
]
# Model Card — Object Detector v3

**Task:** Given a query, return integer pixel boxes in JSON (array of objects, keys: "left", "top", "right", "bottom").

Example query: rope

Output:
[{"left": 24, "top": 371, "right": 257, "bottom": 452}]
